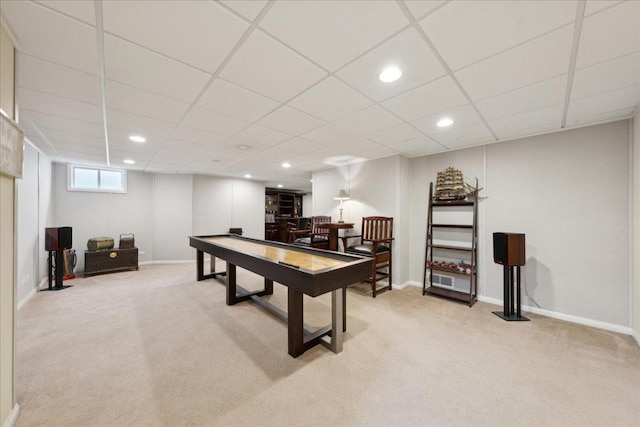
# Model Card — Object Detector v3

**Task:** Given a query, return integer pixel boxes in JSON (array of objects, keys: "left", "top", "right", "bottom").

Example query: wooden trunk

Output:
[{"left": 84, "top": 248, "right": 139, "bottom": 277}]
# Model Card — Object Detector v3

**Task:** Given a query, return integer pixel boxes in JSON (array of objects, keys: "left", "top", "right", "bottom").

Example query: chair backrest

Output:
[
  {"left": 361, "top": 216, "right": 393, "bottom": 241},
  {"left": 311, "top": 216, "right": 331, "bottom": 234}
]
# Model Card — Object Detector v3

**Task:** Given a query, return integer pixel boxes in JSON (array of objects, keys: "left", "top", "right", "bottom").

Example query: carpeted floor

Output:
[{"left": 15, "top": 263, "right": 640, "bottom": 426}]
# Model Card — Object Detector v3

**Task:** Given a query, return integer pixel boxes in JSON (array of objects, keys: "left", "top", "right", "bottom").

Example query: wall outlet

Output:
[{"left": 139, "top": 250, "right": 146, "bottom": 255}]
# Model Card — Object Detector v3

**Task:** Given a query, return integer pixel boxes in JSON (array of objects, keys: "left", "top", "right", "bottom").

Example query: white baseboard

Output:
[
  {"left": 477, "top": 295, "right": 634, "bottom": 336},
  {"left": 3, "top": 404, "right": 20, "bottom": 427},
  {"left": 403, "top": 281, "right": 634, "bottom": 336},
  {"left": 148, "top": 260, "right": 195, "bottom": 265}
]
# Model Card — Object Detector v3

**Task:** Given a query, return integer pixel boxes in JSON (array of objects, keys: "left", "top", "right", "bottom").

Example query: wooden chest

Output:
[{"left": 84, "top": 247, "right": 139, "bottom": 277}]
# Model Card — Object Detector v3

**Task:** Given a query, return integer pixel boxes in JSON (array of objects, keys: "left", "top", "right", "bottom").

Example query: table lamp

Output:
[{"left": 334, "top": 189, "right": 350, "bottom": 223}]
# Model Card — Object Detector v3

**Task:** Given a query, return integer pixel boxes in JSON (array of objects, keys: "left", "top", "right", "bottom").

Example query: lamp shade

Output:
[{"left": 334, "top": 189, "right": 350, "bottom": 200}]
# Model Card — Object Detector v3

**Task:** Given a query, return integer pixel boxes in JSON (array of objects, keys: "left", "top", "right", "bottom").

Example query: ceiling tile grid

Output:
[{"left": 3, "top": 0, "right": 638, "bottom": 191}]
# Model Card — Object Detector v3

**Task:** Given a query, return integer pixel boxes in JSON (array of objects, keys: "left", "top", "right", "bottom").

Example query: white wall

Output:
[
  {"left": 633, "top": 111, "right": 640, "bottom": 344},
  {"left": 16, "top": 143, "right": 53, "bottom": 304},
  {"left": 313, "top": 155, "right": 410, "bottom": 285},
  {"left": 193, "top": 175, "right": 264, "bottom": 239},
  {"left": 49, "top": 165, "right": 265, "bottom": 276},
  {"left": 408, "top": 121, "right": 630, "bottom": 328}
]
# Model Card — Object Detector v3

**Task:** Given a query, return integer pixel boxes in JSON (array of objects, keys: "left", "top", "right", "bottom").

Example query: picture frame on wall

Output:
[{"left": 0, "top": 108, "right": 24, "bottom": 179}]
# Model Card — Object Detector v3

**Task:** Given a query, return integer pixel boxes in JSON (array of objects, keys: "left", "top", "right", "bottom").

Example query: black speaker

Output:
[
  {"left": 45, "top": 227, "right": 72, "bottom": 251},
  {"left": 493, "top": 232, "right": 525, "bottom": 266}
]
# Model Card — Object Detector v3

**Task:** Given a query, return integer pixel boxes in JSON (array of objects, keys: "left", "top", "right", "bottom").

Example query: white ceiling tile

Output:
[
  {"left": 289, "top": 77, "right": 373, "bottom": 122},
  {"left": 180, "top": 106, "right": 250, "bottom": 136},
  {"left": 359, "top": 146, "right": 399, "bottom": 161},
  {"left": 411, "top": 105, "right": 484, "bottom": 136},
  {"left": 221, "top": 30, "right": 327, "bottom": 102},
  {"left": 106, "top": 81, "right": 190, "bottom": 123},
  {"left": 57, "top": 150, "right": 106, "bottom": 163},
  {"left": 20, "top": 109, "right": 104, "bottom": 138},
  {"left": 257, "top": 106, "right": 326, "bottom": 136},
  {"left": 474, "top": 75, "right": 567, "bottom": 121},
  {"left": 18, "top": 55, "right": 101, "bottom": 105},
  {"left": 567, "top": 85, "right": 640, "bottom": 120},
  {"left": 104, "top": 34, "right": 211, "bottom": 104},
  {"left": 109, "top": 148, "right": 156, "bottom": 162},
  {"left": 566, "top": 107, "right": 636, "bottom": 128},
  {"left": 171, "top": 126, "right": 230, "bottom": 147},
  {"left": 392, "top": 136, "right": 445, "bottom": 157},
  {"left": 321, "top": 137, "right": 383, "bottom": 156},
  {"left": 39, "top": 127, "right": 105, "bottom": 147},
  {"left": 103, "top": 1, "right": 248, "bottom": 73},
  {"left": 274, "top": 138, "right": 324, "bottom": 154},
  {"left": 488, "top": 104, "right": 563, "bottom": 139},
  {"left": 455, "top": 26, "right": 573, "bottom": 101},
  {"left": 381, "top": 76, "right": 468, "bottom": 121},
  {"left": 585, "top": 1, "right": 624, "bottom": 17},
  {"left": 19, "top": 88, "right": 103, "bottom": 124},
  {"left": 336, "top": 28, "right": 446, "bottom": 102},
  {"left": 108, "top": 138, "right": 163, "bottom": 155},
  {"left": 334, "top": 105, "right": 403, "bottom": 135},
  {"left": 34, "top": 0, "right": 96, "bottom": 25},
  {"left": 403, "top": 1, "right": 447, "bottom": 19},
  {"left": 572, "top": 53, "right": 640, "bottom": 100},
  {"left": 197, "top": 79, "right": 280, "bottom": 122},
  {"left": 422, "top": 0, "right": 577, "bottom": 70},
  {"left": 576, "top": 1, "right": 640, "bottom": 69},
  {"left": 106, "top": 109, "right": 176, "bottom": 137},
  {"left": 2, "top": 1, "right": 98, "bottom": 75},
  {"left": 299, "top": 124, "right": 359, "bottom": 146},
  {"left": 430, "top": 123, "right": 495, "bottom": 149},
  {"left": 259, "top": 0, "right": 409, "bottom": 71},
  {"left": 367, "top": 123, "right": 425, "bottom": 146},
  {"left": 234, "top": 124, "right": 292, "bottom": 148},
  {"left": 220, "top": 0, "right": 268, "bottom": 21}
]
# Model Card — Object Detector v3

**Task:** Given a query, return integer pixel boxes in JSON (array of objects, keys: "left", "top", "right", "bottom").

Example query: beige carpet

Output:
[{"left": 15, "top": 263, "right": 640, "bottom": 427}]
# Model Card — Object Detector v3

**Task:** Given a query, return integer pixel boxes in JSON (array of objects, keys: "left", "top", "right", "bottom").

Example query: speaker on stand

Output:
[
  {"left": 492, "top": 232, "right": 529, "bottom": 321},
  {"left": 43, "top": 227, "right": 73, "bottom": 291}
]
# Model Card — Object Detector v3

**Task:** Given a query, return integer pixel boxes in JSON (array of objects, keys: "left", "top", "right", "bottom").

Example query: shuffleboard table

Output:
[{"left": 189, "top": 235, "right": 372, "bottom": 357}]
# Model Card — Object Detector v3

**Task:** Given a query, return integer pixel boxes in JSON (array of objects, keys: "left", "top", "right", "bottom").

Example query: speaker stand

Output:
[
  {"left": 493, "top": 265, "right": 529, "bottom": 321},
  {"left": 42, "top": 250, "right": 72, "bottom": 291}
]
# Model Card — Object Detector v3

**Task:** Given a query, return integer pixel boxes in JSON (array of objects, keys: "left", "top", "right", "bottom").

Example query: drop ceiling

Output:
[{"left": 2, "top": 0, "right": 639, "bottom": 191}]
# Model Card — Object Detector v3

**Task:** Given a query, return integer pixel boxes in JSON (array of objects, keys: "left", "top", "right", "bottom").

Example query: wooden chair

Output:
[
  {"left": 342, "top": 216, "right": 393, "bottom": 297},
  {"left": 287, "top": 217, "right": 311, "bottom": 243},
  {"left": 292, "top": 216, "right": 331, "bottom": 249}
]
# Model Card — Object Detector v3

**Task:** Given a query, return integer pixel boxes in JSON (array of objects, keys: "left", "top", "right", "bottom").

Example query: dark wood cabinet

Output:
[
  {"left": 84, "top": 247, "right": 139, "bottom": 277},
  {"left": 265, "top": 189, "right": 305, "bottom": 242},
  {"left": 423, "top": 180, "right": 479, "bottom": 306}
]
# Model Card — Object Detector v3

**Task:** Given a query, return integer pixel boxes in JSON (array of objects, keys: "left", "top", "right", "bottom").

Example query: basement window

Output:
[{"left": 67, "top": 165, "right": 127, "bottom": 193}]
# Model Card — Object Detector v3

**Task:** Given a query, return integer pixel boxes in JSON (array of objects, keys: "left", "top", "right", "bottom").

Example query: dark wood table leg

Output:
[
  {"left": 264, "top": 278, "right": 273, "bottom": 295},
  {"left": 226, "top": 262, "right": 237, "bottom": 306},
  {"left": 196, "top": 250, "right": 204, "bottom": 281},
  {"left": 288, "top": 288, "right": 304, "bottom": 357},
  {"left": 328, "top": 229, "right": 338, "bottom": 251}
]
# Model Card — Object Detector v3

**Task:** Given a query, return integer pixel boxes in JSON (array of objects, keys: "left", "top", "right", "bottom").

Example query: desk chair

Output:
[
  {"left": 342, "top": 216, "right": 393, "bottom": 297},
  {"left": 292, "top": 216, "right": 331, "bottom": 249}
]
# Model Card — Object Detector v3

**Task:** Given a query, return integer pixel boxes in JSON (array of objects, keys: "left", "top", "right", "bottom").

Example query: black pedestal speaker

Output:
[{"left": 492, "top": 232, "right": 529, "bottom": 321}]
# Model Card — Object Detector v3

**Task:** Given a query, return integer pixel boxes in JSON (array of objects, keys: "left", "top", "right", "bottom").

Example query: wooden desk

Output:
[
  {"left": 321, "top": 222, "right": 354, "bottom": 251},
  {"left": 189, "top": 235, "right": 371, "bottom": 357}
]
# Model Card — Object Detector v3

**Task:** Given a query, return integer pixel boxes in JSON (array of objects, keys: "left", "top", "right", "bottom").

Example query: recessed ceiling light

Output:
[
  {"left": 379, "top": 66, "right": 402, "bottom": 83},
  {"left": 123, "top": 159, "right": 135, "bottom": 164},
  {"left": 282, "top": 162, "right": 291, "bottom": 168},
  {"left": 277, "top": 184, "right": 283, "bottom": 188},
  {"left": 129, "top": 135, "right": 146, "bottom": 143},
  {"left": 310, "top": 179, "right": 313, "bottom": 183},
  {"left": 437, "top": 118, "right": 454, "bottom": 127},
  {"left": 234, "top": 144, "right": 252, "bottom": 150},
  {"left": 244, "top": 174, "right": 251, "bottom": 179}
]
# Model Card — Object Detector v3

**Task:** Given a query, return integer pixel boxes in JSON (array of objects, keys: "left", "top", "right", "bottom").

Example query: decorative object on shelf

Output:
[
  {"left": 119, "top": 233, "right": 135, "bottom": 249},
  {"left": 434, "top": 167, "right": 466, "bottom": 201},
  {"left": 334, "top": 189, "right": 350, "bottom": 223},
  {"left": 87, "top": 237, "right": 115, "bottom": 251}
]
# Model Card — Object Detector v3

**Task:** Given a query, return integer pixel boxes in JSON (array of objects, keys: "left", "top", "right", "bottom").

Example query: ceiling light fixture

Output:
[
  {"left": 234, "top": 144, "right": 252, "bottom": 150},
  {"left": 379, "top": 66, "right": 402, "bottom": 83},
  {"left": 123, "top": 159, "right": 135, "bottom": 164},
  {"left": 282, "top": 162, "right": 291, "bottom": 168},
  {"left": 277, "top": 184, "right": 283, "bottom": 188},
  {"left": 437, "top": 118, "right": 454, "bottom": 127},
  {"left": 129, "top": 135, "right": 146, "bottom": 143},
  {"left": 244, "top": 174, "right": 251, "bottom": 179}
]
